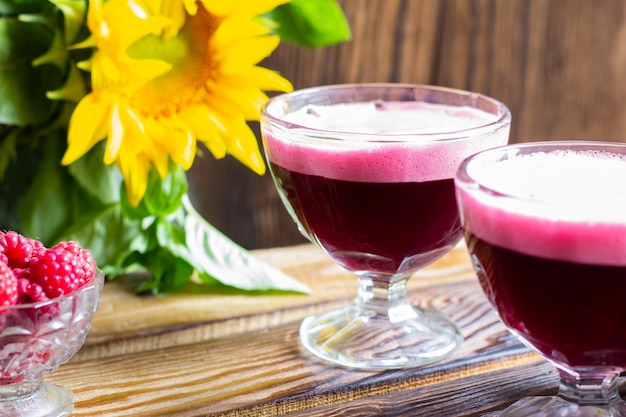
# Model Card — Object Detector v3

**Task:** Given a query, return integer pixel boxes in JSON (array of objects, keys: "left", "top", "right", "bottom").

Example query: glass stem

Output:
[
  {"left": 557, "top": 368, "right": 622, "bottom": 407},
  {"left": 355, "top": 272, "right": 417, "bottom": 322},
  {"left": 0, "top": 378, "right": 43, "bottom": 402}
]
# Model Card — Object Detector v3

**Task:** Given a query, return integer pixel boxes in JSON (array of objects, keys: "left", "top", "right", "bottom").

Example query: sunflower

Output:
[{"left": 62, "top": 0, "right": 293, "bottom": 206}]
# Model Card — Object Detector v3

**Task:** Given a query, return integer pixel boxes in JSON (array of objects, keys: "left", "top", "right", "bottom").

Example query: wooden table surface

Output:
[{"left": 52, "top": 243, "right": 561, "bottom": 416}]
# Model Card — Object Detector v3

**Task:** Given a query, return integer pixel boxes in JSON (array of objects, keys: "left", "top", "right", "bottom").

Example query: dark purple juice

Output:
[
  {"left": 456, "top": 148, "right": 626, "bottom": 369},
  {"left": 271, "top": 163, "right": 461, "bottom": 274},
  {"left": 466, "top": 232, "right": 626, "bottom": 368},
  {"left": 262, "top": 100, "right": 507, "bottom": 275}
]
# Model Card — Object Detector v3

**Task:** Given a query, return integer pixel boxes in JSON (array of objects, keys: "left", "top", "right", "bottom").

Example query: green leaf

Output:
[
  {"left": 46, "top": 60, "right": 88, "bottom": 103},
  {"left": 135, "top": 248, "right": 194, "bottom": 294},
  {"left": 19, "top": 131, "right": 72, "bottom": 242},
  {"left": 145, "top": 220, "right": 195, "bottom": 293},
  {"left": 31, "top": 28, "right": 68, "bottom": 71},
  {"left": 60, "top": 203, "right": 147, "bottom": 276},
  {"left": 48, "top": 0, "right": 87, "bottom": 44},
  {"left": 0, "top": 0, "right": 48, "bottom": 15},
  {"left": 268, "top": 0, "right": 351, "bottom": 47},
  {"left": 143, "top": 165, "right": 188, "bottom": 217},
  {"left": 0, "top": 128, "right": 19, "bottom": 180},
  {"left": 17, "top": 132, "right": 142, "bottom": 275},
  {"left": 0, "top": 16, "right": 62, "bottom": 125},
  {"left": 120, "top": 189, "right": 152, "bottom": 220},
  {"left": 182, "top": 196, "right": 310, "bottom": 293},
  {"left": 120, "top": 165, "right": 188, "bottom": 220},
  {"left": 0, "top": 128, "right": 42, "bottom": 232},
  {"left": 67, "top": 142, "right": 122, "bottom": 206}
]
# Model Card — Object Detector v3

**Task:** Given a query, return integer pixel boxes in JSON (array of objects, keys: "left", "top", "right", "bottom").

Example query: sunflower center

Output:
[{"left": 127, "top": 7, "right": 221, "bottom": 118}]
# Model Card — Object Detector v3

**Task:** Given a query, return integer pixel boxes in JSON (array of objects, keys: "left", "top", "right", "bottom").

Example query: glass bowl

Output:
[{"left": 0, "top": 270, "right": 104, "bottom": 417}]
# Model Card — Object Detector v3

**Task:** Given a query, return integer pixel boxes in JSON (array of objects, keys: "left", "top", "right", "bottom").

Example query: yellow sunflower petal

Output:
[
  {"left": 73, "top": 0, "right": 293, "bottom": 205},
  {"left": 225, "top": 66, "right": 293, "bottom": 92},
  {"left": 85, "top": 0, "right": 105, "bottom": 40},
  {"left": 202, "top": 93, "right": 247, "bottom": 120},
  {"left": 117, "top": 149, "right": 151, "bottom": 206},
  {"left": 210, "top": 20, "right": 274, "bottom": 61},
  {"left": 90, "top": 53, "right": 122, "bottom": 89},
  {"left": 182, "top": 0, "right": 198, "bottom": 16},
  {"left": 142, "top": 119, "right": 171, "bottom": 178},
  {"left": 201, "top": 0, "right": 289, "bottom": 17},
  {"left": 249, "top": 0, "right": 292, "bottom": 14},
  {"left": 123, "top": 58, "right": 173, "bottom": 91},
  {"left": 105, "top": 104, "right": 124, "bottom": 164},
  {"left": 142, "top": 0, "right": 187, "bottom": 37},
  {"left": 92, "top": 0, "right": 170, "bottom": 49},
  {"left": 62, "top": 92, "right": 112, "bottom": 165},
  {"left": 207, "top": 82, "right": 268, "bottom": 119},
  {"left": 158, "top": 116, "right": 196, "bottom": 169},
  {"left": 221, "top": 116, "right": 266, "bottom": 175},
  {"left": 213, "top": 17, "right": 271, "bottom": 45},
  {"left": 178, "top": 106, "right": 228, "bottom": 158},
  {"left": 219, "top": 35, "right": 281, "bottom": 70},
  {"left": 105, "top": 101, "right": 147, "bottom": 164},
  {"left": 173, "top": 129, "right": 196, "bottom": 169}
]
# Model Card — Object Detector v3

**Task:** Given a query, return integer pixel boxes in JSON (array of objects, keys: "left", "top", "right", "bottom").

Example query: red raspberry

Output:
[
  {"left": 53, "top": 241, "right": 96, "bottom": 286},
  {"left": 0, "top": 231, "right": 38, "bottom": 268},
  {"left": 11, "top": 268, "right": 30, "bottom": 280},
  {"left": 26, "top": 239, "right": 45, "bottom": 267},
  {"left": 30, "top": 241, "right": 96, "bottom": 298},
  {"left": 16, "top": 278, "right": 49, "bottom": 304},
  {"left": 0, "top": 261, "right": 18, "bottom": 308}
]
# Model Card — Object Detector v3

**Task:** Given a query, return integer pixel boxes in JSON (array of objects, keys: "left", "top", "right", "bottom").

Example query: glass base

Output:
[
  {"left": 501, "top": 396, "right": 626, "bottom": 417},
  {"left": 0, "top": 382, "right": 74, "bottom": 417},
  {"left": 299, "top": 304, "right": 462, "bottom": 369}
]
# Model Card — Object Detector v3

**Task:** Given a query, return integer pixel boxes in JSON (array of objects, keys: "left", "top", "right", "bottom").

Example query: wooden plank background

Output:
[{"left": 187, "top": 0, "right": 626, "bottom": 250}]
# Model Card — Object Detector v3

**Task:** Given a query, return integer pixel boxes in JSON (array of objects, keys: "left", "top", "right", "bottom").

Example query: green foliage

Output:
[
  {"left": 10, "top": 134, "right": 310, "bottom": 294},
  {"left": 0, "top": 0, "right": 344, "bottom": 295},
  {"left": 182, "top": 197, "right": 310, "bottom": 293},
  {"left": 0, "top": 15, "right": 62, "bottom": 125},
  {"left": 0, "top": 0, "right": 48, "bottom": 15},
  {"left": 268, "top": 0, "right": 352, "bottom": 47}
]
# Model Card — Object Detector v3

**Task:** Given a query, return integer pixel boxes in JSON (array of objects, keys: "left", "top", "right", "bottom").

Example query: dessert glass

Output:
[
  {"left": 0, "top": 271, "right": 104, "bottom": 417},
  {"left": 261, "top": 84, "right": 511, "bottom": 369}
]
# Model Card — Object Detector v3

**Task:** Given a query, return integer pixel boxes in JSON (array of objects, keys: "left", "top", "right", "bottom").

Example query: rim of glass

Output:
[
  {"left": 0, "top": 269, "right": 104, "bottom": 311},
  {"left": 457, "top": 140, "right": 626, "bottom": 200},
  {"left": 261, "top": 83, "right": 511, "bottom": 143}
]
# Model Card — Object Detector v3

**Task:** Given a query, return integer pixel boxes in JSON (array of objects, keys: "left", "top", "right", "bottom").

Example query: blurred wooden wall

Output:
[{"left": 187, "top": 0, "right": 626, "bottom": 250}]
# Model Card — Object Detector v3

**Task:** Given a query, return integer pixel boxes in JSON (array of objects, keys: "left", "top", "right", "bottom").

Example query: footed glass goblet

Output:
[
  {"left": 455, "top": 141, "right": 626, "bottom": 416},
  {"left": 0, "top": 271, "right": 104, "bottom": 417},
  {"left": 261, "top": 84, "right": 511, "bottom": 369}
]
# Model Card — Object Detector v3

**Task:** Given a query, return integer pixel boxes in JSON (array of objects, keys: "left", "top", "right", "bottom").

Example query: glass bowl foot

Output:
[
  {"left": 299, "top": 304, "right": 462, "bottom": 369},
  {"left": 0, "top": 382, "right": 74, "bottom": 417},
  {"left": 501, "top": 396, "right": 626, "bottom": 417}
]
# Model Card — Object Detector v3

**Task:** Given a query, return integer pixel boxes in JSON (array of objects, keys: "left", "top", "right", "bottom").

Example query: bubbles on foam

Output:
[
  {"left": 283, "top": 101, "right": 496, "bottom": 136},
  {"left": 469, "top": 149, "right": 626, "bottom": 214},
  {"left": 460, "top": 146, "right": 626, "bottom": 265},
  {"left": 266, "top": 100, "right": 508, "bottom": 183}
]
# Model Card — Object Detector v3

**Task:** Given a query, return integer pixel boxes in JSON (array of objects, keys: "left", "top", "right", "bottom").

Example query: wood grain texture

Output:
[
  {"left": 75, "top": 243, "right": 474, "bottom": 361},
  {"left": 48, "top": 244, "right": 560, "bottom": 416},
  {"left": 186, "top": 0, "right": 626, "bottom": 249}
]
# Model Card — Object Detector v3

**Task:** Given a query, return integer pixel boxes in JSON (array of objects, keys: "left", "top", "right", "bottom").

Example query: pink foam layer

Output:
[
  {"left": 264, "top": 134, "right": 508, "bottom": 183},
  {"left": 263, "top": 100, "right": 508, "bottom": 182},
  {"left": 458, "top": 190, "right": 626, "bottom": 266}
]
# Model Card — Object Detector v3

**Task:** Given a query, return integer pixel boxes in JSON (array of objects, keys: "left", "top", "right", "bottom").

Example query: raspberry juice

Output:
[
  {"left": 455, "top": 145, "right": 626, "bottom": 368},
  {"left": 269, "top": 164, "right": 459, "bottom": 273},
  {"left": 263, "top": 100, "right": 507, "bottom": 275}
]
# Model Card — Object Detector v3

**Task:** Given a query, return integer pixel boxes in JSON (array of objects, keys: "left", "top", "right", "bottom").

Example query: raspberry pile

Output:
[{"left": 0, "top": 231, "right": 96, "bottom": 307}]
